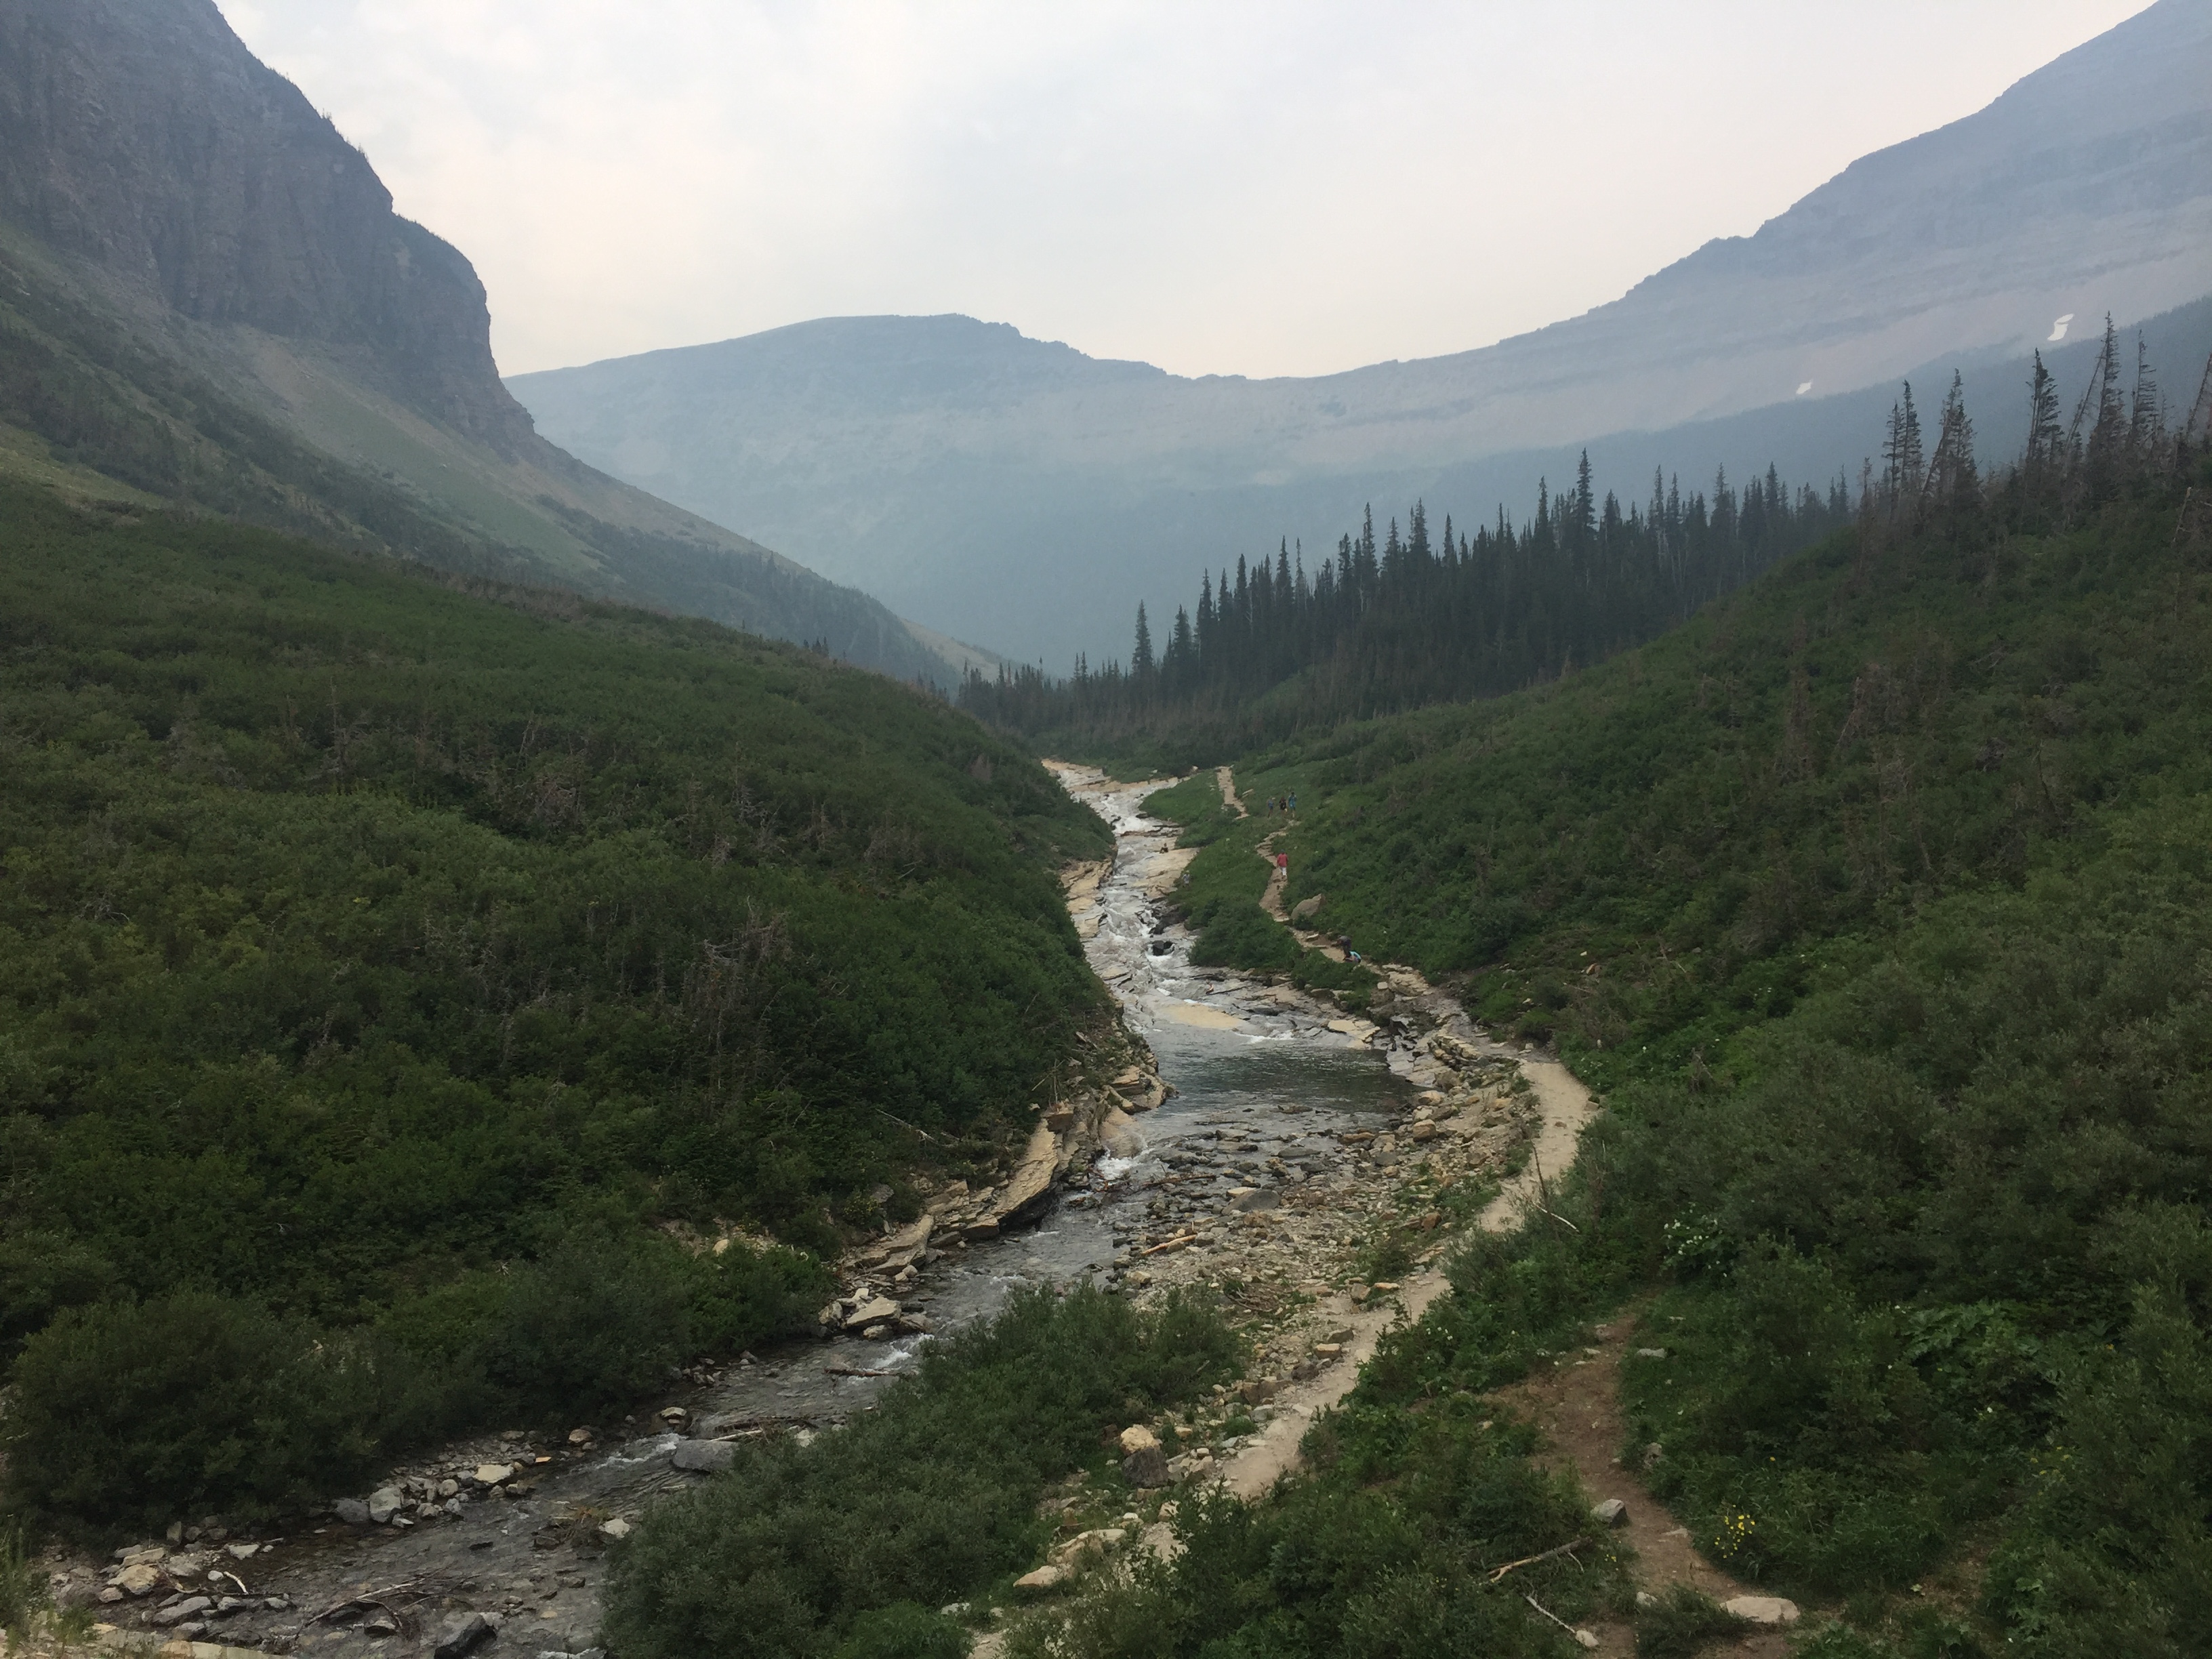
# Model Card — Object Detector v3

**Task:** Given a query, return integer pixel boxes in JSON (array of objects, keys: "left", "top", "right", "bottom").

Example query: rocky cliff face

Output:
[
  {"left": 0, "top": 0, "right": 974, "bottom": 684},
  {"left": 0, "top": 0, "right": 531, "bottom": 451}
]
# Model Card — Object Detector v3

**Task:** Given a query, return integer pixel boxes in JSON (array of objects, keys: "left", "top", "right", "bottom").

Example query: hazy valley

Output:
[{"left": 1, "top": 5, "right": 2210, "bottom": 1659}]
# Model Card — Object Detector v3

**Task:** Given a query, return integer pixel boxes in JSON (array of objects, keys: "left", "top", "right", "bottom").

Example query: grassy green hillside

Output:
[
  {"left": 0, "top": 481, "right": 1106, "bottom": 1528},
  {"left": 1019, "top": 464, "right": 2212, "bottom": 1655}
]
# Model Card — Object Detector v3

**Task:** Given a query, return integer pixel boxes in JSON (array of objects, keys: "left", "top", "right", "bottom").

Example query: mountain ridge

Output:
[
  {"left": 0, "top": 0, "right": 983, "bottom": 684},
  {"left": 513, "top": 0, "right": 2212, "bottom": 665}
]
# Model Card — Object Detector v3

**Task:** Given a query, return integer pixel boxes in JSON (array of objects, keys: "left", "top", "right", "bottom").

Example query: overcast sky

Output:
[{"left": 220, "top": 1, "right": 2152, "bottom": 381}]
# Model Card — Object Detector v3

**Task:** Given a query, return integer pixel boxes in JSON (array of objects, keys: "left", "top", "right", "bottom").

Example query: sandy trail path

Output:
[
  {"left": 1195, "top": 766, "right": 1784, "bottom": 1647},
  {"left": 1488, "top": 1315, "right": 1792, "bottom": 1656}
]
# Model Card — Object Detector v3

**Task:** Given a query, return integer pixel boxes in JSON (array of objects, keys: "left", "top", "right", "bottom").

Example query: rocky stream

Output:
[{"left": 55, "top": 766, "right": 1586, "bottom": 1659}]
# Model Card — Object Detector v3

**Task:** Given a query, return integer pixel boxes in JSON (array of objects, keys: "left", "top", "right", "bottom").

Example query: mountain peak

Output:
[{"left": 0, "top": 0, "right": 531, "bottom": 450}]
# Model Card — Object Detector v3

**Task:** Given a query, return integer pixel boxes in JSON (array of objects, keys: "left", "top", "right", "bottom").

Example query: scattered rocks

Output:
[
  {"left": 568, "top": 1427, "right": 596, "bottom": 1446},
  {"left": 154, "top": 1595, "right": 213, "bottom": 1625},
  {"left": 434, "top": 1610, "right": 497, "bottom": 1657},
  {"left": 473, "top": 1462, "right": 515, "bottom": 1487},
  {"left": 333, "top": 1498, "right": 371, "bottom": 1525},
  {"left": 1228, "top": 1187, "right": 1280, "bottom": 1213},
  {"left": 367, "top": 1485, "right": 406, "bottom": 1524}
]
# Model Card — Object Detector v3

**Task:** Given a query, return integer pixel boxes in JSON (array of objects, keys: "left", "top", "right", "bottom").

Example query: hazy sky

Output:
[{"left": 221, "top": 1, "right": 2152, "bottom": 381}]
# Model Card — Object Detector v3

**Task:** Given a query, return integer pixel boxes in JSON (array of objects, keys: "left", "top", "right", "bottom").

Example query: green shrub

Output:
[
  {"left": 830, "top": 1603, "right": 967, "bottom": 1659},
  {"left": 3, "top": 1292, "right": 445, "bottom": 1530},
  {"left": 687, "top": 1239, "right": 836, "bottom": 1357},
  {"left": 0, "top": 1521, "right": 45, "bottom": 1635},
  {"left": 599, "top": 1286, "right": 1240, "bottom": 1659},
  {"left": 1635, "top": 1584, "right": 1747, "bottom": 1658},
  {"left": 375, "top": 1234, "right": 832, "bottom": 1425},
  {"left": 478, "top": 1240, "right": 694, "bottom": 1416}
]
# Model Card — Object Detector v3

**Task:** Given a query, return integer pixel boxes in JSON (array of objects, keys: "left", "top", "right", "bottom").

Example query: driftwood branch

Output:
[
  {"left": 1486, "top": 1536, "right": 1590, "bottom": 1583},
  {"left": 1523, "top": 1593, "right": 1581, "bottom": 1637},
  {"left": 306, "top": 1578, "right": 422, "bottom": 1626}
]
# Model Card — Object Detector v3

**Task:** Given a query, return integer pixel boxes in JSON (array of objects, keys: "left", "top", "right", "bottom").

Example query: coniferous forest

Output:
[
  {"left": 960, "top": 319, "right": 2198, "bottom": 772},
  {"left": 962, "top": 453, "right": 1854, "bottom": 762}
]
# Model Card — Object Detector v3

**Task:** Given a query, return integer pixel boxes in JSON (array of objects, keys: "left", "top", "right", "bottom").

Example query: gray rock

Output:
[
  {"left": 434, "top": 1610, "right": 495, "bottom": 1658},
  {"left": 333, "top": 1497, "right": 371, "bottom": 1525},
  {"left": 1724, "top": 1596, "right": 1801, "bottom": 1626},
  {"left": 367, "top": 1485, "right": 406, "bottom": 1523},
  {"left": 672, "top": 1439, "right": 736, "bottom": 1473},
  {"left": 1228, "top": 1187, "right": 1279, "bottom": 1213},
  {"left": 1635, "top": 1347, "right": 1668, "bottom": 1359},
  {"left": 1118, "top": 1426, "right": 1170, "bottom": 1489},
  {"left": 155, "top": 1597, "right": 213, "bottom": 1626},
  {"left": 1591, "top": 1498, "right": 1629, "bottom": 1528},
  {"left": 843, "top": 1295, "right": 901, "bottom": 1332},
  {"left": 108, "top": 1561, "right": 162, "bottom": 1597}
]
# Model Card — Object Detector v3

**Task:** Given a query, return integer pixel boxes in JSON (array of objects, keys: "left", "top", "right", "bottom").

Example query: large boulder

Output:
[
  {"left": 366, "top": 1486, "right": 405, "bottom": 1524},
  {"left": 1724, "top": 1597, "right": 1801, "bottom": 1626},
  {"left": 672, "top": 1439, "right": 736, "bottom": 1473},
  {"left": 1119, "top": 1425, "right": 1170, "bottom": 1488},
  {"left": 1100, "top": 1107, "right": 1145, "bottom": 1160},
  {"left": 994, "top": 1122, "right": 1063, "bottom": 1228},
  {"left": 842, "top": 1296, "right": 901, "bottom": 1332}
]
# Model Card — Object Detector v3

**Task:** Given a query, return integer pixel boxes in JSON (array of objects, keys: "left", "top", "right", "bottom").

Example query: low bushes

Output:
[
  {"left": 3, "top": 1292, "right": 441, "bottom": 1532},
  {"left": 599, "top": 1285, "right": 1240, "bottom": 1659},
  {"left": 4, "top": 1234, "right": 831, "bottom": 1531},
  {"left": 1006, "top": 1233, "right": 1626, "bottom": 1658},
  {"left": 384, "top": 1234, "right": 831, "bottom": 1418}
]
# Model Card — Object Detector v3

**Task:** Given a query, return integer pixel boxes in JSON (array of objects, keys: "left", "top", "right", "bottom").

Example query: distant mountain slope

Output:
[
  {"left": 513, "top": 0, "right": 2212, "bottom": 665},
  {"left": 0, "top": 0, "right": 973, "bottom": 684}
]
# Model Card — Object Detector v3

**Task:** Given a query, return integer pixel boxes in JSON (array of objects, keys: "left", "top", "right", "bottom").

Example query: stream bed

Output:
[{"left": 78, "top": 769, "right": 1437, "bottom": 1659}]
